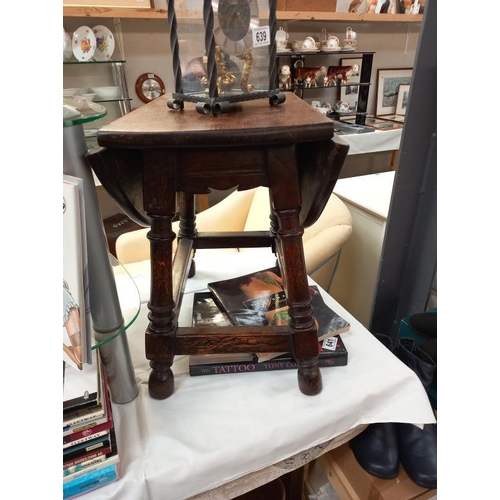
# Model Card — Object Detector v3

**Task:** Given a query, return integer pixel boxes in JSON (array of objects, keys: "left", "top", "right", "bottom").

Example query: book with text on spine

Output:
[
  {"left": 188, "top": 292, "right": 348, "bottom": 376},
  {"left": 207, "top": 266, "right": 350, "bottom": 362}
]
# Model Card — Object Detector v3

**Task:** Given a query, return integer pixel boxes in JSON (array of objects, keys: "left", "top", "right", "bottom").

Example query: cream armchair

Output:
[{"left": 115, "top": 187, "right": 352, "bottom": 294}]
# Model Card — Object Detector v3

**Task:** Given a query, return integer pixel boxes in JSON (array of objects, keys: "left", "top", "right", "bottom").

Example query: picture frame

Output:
[
  {"left": 395, "top": 84, "right": 410, "bottom": 116},
  {"left": 375, "top": 114, "right": 405, "bottom": 123},
  {"left": 376, "top": 68, "right": 412, "bottom": 116},
  {"left": 340, "top": 57, "right": 362, "bottom": 112},
  {"left": 341, "top": 115, "right": 404, "bottom": 131}
]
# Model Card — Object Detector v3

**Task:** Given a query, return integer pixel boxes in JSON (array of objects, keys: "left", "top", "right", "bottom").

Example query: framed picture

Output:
[
  {"left": 375, "top": 114, "right": 405, "bottom": 123},
  {"left": 341, "top": 115, "right": 404, "bottom": 131},
  {"left": 376, "top": 68, "right": 413, "bottom": 116},
  {"left": 396, "top": 84, "right": 410, "bottom": 116},
  {"left": 340, "top": 57, "right": 362, "bottom": 112}
]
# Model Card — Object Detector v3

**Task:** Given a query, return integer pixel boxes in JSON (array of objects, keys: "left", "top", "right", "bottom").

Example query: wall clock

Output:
[
  {"left": 135, "top": 73, "right": 166, "bottom": 103},
  {"left": 166, "top": 0, "right": 285, "bottom": 115}
]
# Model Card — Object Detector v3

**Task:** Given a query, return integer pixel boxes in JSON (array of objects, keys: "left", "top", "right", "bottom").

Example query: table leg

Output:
[
  {"left": 177, "top": 192, "right": 197, "bottom": 278},
  {"left": 143, "top": 151, "right": 178, "bottom": 399},
  {"left": 267, "top": 146, "right": 322, "bottom": 396}
]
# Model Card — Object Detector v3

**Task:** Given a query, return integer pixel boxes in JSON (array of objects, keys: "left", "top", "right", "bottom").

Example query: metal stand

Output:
[{"left": 63, "top": 124, "right": 138, "bottom": 404}]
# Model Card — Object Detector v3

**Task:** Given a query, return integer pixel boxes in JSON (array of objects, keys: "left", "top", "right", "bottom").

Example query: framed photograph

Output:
[
  {"left": 396, "top": 84, "right": 410, "bottom": 116},
  {"left": 340, "top": 57, "right": 362, "bottom": 112},
  {"left": 376, "top": 68, "right": 413, "bottom": 116}
]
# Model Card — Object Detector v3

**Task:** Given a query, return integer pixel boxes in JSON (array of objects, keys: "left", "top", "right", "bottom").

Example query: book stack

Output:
[
  {"left": 63, "top": 351, "right": 120, "bottom": 499},
  {"left": 189, "top": 266, "right": 350, "bottom": 376},
  {"left": 63, "top": 173, "right": 120, "bottom": 497}
]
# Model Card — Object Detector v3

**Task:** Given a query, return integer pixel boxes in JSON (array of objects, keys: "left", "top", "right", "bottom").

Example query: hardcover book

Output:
[
  {"left": 63, "top": 175, "right": 91, "bottom": 371},
  {"left": 63, "top": 349, "right": 105, "bottom": 424},
  {"left": 189, "top": 336, "right": 348, "bottom": 376},
  {"left": 63, "top": 427, "right": 119, "bottom": 483},
  {"left": 63, "top": 462, "right": 120, "bottom": 500},
  {"left": 63, "top": 385, "right": 113, "bottom": 447},
  {"left": 207, "top": 267, "right": 350, "bottom": 361},
  {"left": 189, "top": 292, "right": 348, "bottom": 375}
]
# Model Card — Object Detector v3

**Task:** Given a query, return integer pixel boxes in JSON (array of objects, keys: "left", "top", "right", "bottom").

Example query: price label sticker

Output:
[
  {"left": 252, "top": 26, "right": 270, "bottom": 48},
  {"left": 322, "top": 337, "right": 338, "bottom": 351}
]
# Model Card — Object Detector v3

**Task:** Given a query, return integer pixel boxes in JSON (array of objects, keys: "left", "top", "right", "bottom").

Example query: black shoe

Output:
[
  {"left": 395, "top": 338, "right": 437, "bottom": 489},
  {"left": 408, "top": 311, "right": 437, "bottom": 339},
  {"left": 396, "top": 422, "right": 437, "bottom": 489},
  {"left": 350, "top": 423, "right": 399, "bottom": 479},
  {"left": 349, "top": 333, "right": 400, "bottom": 479}
]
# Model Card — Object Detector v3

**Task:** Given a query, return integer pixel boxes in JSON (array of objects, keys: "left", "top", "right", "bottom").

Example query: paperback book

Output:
[
  {"left": 207, "top": 266, "right": 350, "bottom": 361},
  {"left": 188, "top": 292, "right": 348, "bottom": 376}
]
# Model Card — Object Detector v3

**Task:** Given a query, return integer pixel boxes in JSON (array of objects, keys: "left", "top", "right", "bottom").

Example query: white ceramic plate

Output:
[
  {"left": 277, "top": 48, "right": 292, "bottom": 53},
  {"left": 72, "top": 26, "right": 96, "bottom": 62},
  {"left": 296, "top": 48, "right": 320, "bottom": 53},
  {"left": 91, "top": 86, "right": 121, "bottom": 100},
  {"left": 92, "top": 25, "right": 115, "bottom": 61},
  {"left": 321, "top": 47, "right": 342, "bottom": 52}
]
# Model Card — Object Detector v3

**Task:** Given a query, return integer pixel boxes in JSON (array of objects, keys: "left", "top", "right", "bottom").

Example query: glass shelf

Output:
[
  {"left": 63, "top": 104, "right": 106, "bottom": 128},
  {"left": 91, "top": 253, "right": 141, "bottom": 350},
  {"left": 64, "top": 59, "right": 126, "bottom": 65},
  {"left": 94, "top": 97, "right": 132, "bottom": 103}
]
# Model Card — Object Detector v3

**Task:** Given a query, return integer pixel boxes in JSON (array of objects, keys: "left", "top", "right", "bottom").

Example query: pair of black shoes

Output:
[{"left": 349, "top": 328, "right": 437, "bottom": 489}]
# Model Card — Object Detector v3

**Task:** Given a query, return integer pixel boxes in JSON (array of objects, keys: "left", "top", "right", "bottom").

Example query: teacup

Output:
[
  {"left": 343, "top": 39, "right": 357, "bottom": 49},
  {"left": 321, "top": 36, "right": 340, "bottom": 49},
  {"left": 275, "top": 26, "right": 289, "bottom": 50},
  {"left": 302, "top": 37, "right": 318, "bottom": 49},
  {"left": 345, "top": 27, "right": 357, "bottom": 44}
]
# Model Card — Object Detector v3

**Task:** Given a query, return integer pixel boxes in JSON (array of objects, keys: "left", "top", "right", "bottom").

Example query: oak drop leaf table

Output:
[{"left": 87, "top": 93, "right": 349, "bottom": 400}]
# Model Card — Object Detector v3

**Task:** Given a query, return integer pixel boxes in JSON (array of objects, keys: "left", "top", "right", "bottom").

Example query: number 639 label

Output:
[{"left": 252, "top": 26, "right": 270, "bottom": 48}]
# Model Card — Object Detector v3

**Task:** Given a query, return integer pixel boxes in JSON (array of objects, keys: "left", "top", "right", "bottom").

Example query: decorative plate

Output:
[
  {"left": 296, "top": 48, "right": 320, "bottom": 53},
  {"left": 277, "top": 48, "right": 292, "bottom": 53},
  {"left": 92, "top": 25, "right": 115, "bottom": 61},
  {"left": 135, "top": 73, "right": 166, "bottom": 103},
  {"left": 72, "top": 26, "right": 96, "bottom": 62}
]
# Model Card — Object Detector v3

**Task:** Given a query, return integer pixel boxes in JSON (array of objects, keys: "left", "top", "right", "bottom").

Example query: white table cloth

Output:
[
  {"left": 336, "top": 128, "right": 402, "bottom": 155},
  {"left": 84, "top": 250, "right": 435, "bottom": 500}
]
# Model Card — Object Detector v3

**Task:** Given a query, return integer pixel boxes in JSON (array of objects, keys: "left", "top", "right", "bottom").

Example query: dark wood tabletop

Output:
[{"left": 97, "top": 92, "right": 335, "bottom": 149}]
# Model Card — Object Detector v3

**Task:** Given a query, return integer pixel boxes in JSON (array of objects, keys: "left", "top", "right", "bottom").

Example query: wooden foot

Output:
[
  {"left": 297, "top": 362, "right": 323, "bottom": 396},
  {"left": 148, "top": 362, "right": 175, "bottom": 400}
]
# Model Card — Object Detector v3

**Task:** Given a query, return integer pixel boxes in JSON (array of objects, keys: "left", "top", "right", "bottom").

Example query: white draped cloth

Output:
[{"left": 84, "top": 250, "right": 435, "bottom": 500}]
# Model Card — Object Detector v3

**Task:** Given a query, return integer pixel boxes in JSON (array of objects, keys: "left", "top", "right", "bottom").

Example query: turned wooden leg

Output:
[
  {"left": 145, "top": 214, "right": 177, "bottom": 399},
  {"left": 143, "top": 151, "right": 178, "bottom": 400},
  {"left": 268, "top": 146, "right": 322, "bottom": 396},
  {"left": 177, "top": 192, "right": 197, "bottom": 278}
]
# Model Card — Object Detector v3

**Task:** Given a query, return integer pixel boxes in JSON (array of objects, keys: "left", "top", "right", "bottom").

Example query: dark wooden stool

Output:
[{"left": 87, "top": 93, "right": 349, "bottom": 400}]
